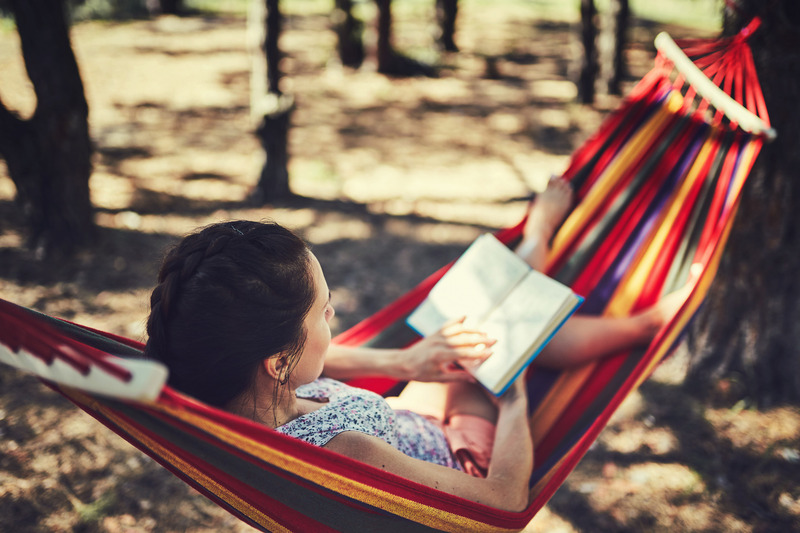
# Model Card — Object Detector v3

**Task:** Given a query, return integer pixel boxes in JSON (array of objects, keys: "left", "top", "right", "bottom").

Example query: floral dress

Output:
[{"left": 276, "top": 377, "right": 462, "bottom": 471}]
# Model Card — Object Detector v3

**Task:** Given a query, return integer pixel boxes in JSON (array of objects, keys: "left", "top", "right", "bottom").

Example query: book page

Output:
[
  {"left": 407, "top": 234, "right": 530, "bottom": 336},
  {"left": 470, "top": 270, "right": 580, "bottom": 392}
]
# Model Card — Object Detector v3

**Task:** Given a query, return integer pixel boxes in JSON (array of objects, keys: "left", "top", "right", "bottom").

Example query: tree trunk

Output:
[
  {"left": 435, "top": 0, "right": 459, "bottom": 52},
  {"left": 373, "top": 0, "right": 436, "bottom": 77},
  {"left": 577, "top": 0, "right": 598, "bottom": 104},
  {"left": 253, "top": 95, "right": 294, "bottom": 203},
  {"left": 687, "top": 1, "right": 800, "bottom": 407},
  {"left": 249, "top": 0, "right": 293, "bottom": 202},
  {"left": 146, "top": 0, "right": 184, "bottom": 15},
  {"left": 332, "top": 0, "right": 364, "bottom": 68},
  {"left": 264, "top": 0, "right": 282, "bottom": 94},
  {"left": 0, "top": 0, "right": 94, "bottom": 254},
  {"left": 375, "top": 0, "right": 395, "bottom": 73},
  {"left": 599, "top": 0, "right": 629, "bottom": 95}
]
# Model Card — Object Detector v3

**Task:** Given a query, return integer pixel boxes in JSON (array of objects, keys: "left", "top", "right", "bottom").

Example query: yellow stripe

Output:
[
  {"left": 61, "top": 390, "right": 291, "bottom": 533},
  {"left": 550, "top": 91, "right": 684, "bottom": 263},
  {"left": 723, "top": 139, "right": 759, "bottom": 215},
  {"left": 148, "top": 402, "right": 520, "bottom": 533},
  {"left": 633, "top": 207, "right": 734, "bottom": 389},
  {"left": 533, "top": 92, "right": 688, "bottom": 441},
  {"left": 529, "top": 364, "right": 596, "bottom": 445},
  {"left": 605, "top": 129, "right": 717, "bottom": 317}
]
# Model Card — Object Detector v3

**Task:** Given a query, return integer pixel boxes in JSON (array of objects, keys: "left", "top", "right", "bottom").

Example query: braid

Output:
[
  {"left": 144, "top": 221, "right": 315, "bottom": 407},
  {"left": 146, "top": 233, "right": 232, "bottom": 359}
]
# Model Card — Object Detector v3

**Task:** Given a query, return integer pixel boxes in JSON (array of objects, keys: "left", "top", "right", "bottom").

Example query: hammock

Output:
[{"left": 0, "top": 23, "right": 773, "bottom": 532}]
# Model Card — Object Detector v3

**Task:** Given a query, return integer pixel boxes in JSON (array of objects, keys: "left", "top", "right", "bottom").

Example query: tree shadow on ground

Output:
[
  {"left": 0, "top": 205, "right": 172, "bottom": 293},
  {"left": 546, "top": 379, "right": 800, "bottom": 531}
]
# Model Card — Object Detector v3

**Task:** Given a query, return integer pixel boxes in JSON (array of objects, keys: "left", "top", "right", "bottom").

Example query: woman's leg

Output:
[
  {"left": 514, "top": 176, "right": 690, "bottom": 369},
  {"left": 534, "top": 287, "right": 689, "bottom": 368},
  {"left": 514, "top": 176, "right": 573, "bottom": 271},
  {"left": 388, "top": 380, "right": 498, "bottom": 422}
]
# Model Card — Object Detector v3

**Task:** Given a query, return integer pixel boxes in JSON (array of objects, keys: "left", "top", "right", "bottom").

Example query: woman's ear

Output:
[{"left": 262, "top": 354, "right": 290, "bottom": 382}]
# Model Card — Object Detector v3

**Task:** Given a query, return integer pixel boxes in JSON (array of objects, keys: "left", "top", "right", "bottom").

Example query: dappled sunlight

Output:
[
  {"left": 1, "top": 3, "right": 791, "bottom": 532},
  {"left": 545, "top": 370, "right": 800, "bottom": 531},
  {"left": 601, "top": 424, "right": 680, "bottom": 455},
  {"left": 706, "top": 406, "right": 800, "bottom": 454}
]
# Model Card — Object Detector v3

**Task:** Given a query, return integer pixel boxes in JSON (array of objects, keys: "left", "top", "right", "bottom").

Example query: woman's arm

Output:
[
  {"left": 324, "top": 319, "right": 494, "bottom": 382},
  {"left": 323, "top": 377, "right": 533, "bottom": 512}
]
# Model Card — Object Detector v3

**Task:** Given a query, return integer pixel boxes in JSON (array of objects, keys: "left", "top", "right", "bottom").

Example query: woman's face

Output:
[{"left": 290, "top": 252, "right": 335, "bottom": 386}]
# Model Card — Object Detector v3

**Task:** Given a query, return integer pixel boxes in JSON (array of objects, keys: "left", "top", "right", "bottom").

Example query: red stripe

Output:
[{"left": 0, "top": 300, "right": 133, "bottom": 381}]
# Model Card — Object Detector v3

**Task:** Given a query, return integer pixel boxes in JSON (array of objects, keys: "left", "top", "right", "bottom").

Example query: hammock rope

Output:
[{"left": 0, "top": 23, "right": 772, "bottom": 532}]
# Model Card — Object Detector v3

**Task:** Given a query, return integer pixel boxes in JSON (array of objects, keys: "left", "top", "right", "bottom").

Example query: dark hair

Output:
[{"left": 144, "top": 221, "right": 315, "bottom": 407}]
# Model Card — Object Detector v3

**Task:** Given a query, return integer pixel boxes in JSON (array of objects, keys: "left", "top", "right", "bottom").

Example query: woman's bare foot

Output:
[
  {"left": 516, "top": 176, "right": 574, "bottom": 269},
  {"left": 524, "top": 176, "right": 573, "bottom": 242},
  {"left": 633, "top": 282, "right": 694, "bottom": 341}
]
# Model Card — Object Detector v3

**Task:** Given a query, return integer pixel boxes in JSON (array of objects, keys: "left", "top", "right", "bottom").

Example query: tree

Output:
[
  {"left": 332, "top": 0, "right": 364, "bottom": 68},
  {"left": 0, "top": 0, "right": 94, "bottom": 254},
  {"left": 598, "top": 0, "right": 629, "bottom": 95},
  {"left": 146, "top": 0, "right": 184, "bottom": 16},
  {"left": 435, "top": 0, "right": 459, "bottom": 53},
  {"left": 687, "top": 0, "right": 800, "bottom": 407},
  {"left": 249, "top": 0, "right": 294, "bottom": 202},
  {"left": 577, "top": 0, "right": 598, "bottom": 104},
  {"left": 375, "top": 0, "right": 398, "bottom": 74},
  {"left": 374, "top": 0, "right": 436, "bottom": 77},
  {"left": 578, "top": 0, "right": 629, "bottom": 103}
]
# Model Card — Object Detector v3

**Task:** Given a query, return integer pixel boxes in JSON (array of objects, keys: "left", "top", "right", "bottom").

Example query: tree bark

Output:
[
  {"left": 599, "top": 0, "right": 629, "bottom": 95},
  {"left": 264, "top": 0, "right": 282, "bottom": 95},
  {"left": 249, "top": 0, "right": 293, "bottom": 202},
  {"left": 146, "top": 0, "right": 184, "bottom": 15},
  {"left": 577, "top": 0, "right": 598, "bottom": 104},
  {"left": 253, "top": 96, "right": 294, "bottom": 202},
  {"left": 687, "top": 0, "right": 800, "bottom": 407},
  {"left": 0, "top": 0, "right": 94, "bottom": 254},
  {"left": 332, "top": 0, "right": 364, "bottom": 68},
  {"left": 435, "top": 0, "right": 459, "bottom": 52},
  {"left": 375, "top": 0, "right": 395, "bottom": 73},
  {"left": 373, "top": 0, "right": 436, "bottom": 77}
]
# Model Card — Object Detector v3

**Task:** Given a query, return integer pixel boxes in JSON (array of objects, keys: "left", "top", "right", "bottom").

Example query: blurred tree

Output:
[
  {"left": 333, "top": 0, "right": 364, "bottom": 68},
  {"left": 688, "top": 0, "right": 800, "bottom": 406},
  {"left": 578, "top": 0, "right": 629, "bottom": 102},
  {"left": 146, "top": 0, "right": 183, "bottom": 15},
  {"left": 599, "top": 0, "right": 629, "bottom": 95},
  {"left": 0, "top": 0, "right": 94, "bottom": 254},
  {"left": 375, "top": 0, "right": 436, "bottom": 76},
  {"left": 577, "top": 0, "right": 598, "bottom": 104},
  {"left": 249, "top": 0, "right": 293, "bottom": 202},
  {"left": 435, "top": 0, "right": 459, "bottom": 52},
  {"left": 375, "top": 0, "right": 397, "bottom": 73}
]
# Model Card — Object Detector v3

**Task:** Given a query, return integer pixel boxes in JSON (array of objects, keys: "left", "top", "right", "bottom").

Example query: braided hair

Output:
[{"left": 144, "top": 221, "right": 315, "bottom": 407}]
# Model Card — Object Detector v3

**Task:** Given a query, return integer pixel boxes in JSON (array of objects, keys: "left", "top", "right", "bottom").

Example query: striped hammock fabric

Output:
[{"left": 0, "top": 23, "right": 771, "bottom": 533}]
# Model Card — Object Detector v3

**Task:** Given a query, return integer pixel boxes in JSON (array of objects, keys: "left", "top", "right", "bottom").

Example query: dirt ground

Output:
[{"left": 1, "top": 4, "right": 799, "bottom": 532}]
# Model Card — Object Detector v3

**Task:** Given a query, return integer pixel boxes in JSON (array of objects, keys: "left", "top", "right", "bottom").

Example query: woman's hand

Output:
[{"left": 400, "top": 317, "right": 494, "bottom": 382}]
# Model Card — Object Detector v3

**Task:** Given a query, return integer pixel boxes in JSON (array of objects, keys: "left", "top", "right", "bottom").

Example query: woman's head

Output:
[{"left": 144, "top": 221, "right": 317, "bottom": 407}]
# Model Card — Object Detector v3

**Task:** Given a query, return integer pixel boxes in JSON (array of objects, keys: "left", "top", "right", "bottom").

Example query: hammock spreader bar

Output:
[{"left": 0, "top": 24, "right": 773, "bottom": 532}]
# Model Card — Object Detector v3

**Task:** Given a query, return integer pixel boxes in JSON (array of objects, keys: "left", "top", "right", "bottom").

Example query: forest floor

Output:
[{"left": 1, "top": 3, "right": 799, "bottom": 532}]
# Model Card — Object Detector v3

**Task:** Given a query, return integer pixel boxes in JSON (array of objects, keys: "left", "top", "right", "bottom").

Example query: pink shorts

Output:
[{"left": 441, "top": 414, "right": 495, "bottom": 478}]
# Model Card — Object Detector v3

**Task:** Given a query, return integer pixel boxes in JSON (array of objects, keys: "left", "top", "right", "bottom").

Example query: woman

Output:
[{"left": 145, "top": 179, "right": 681, "bottom": 511}]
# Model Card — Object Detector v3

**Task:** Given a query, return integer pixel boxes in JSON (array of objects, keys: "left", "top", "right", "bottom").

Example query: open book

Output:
[{"left": 407, "top": 233, "right": 583, "bottom": 395}]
